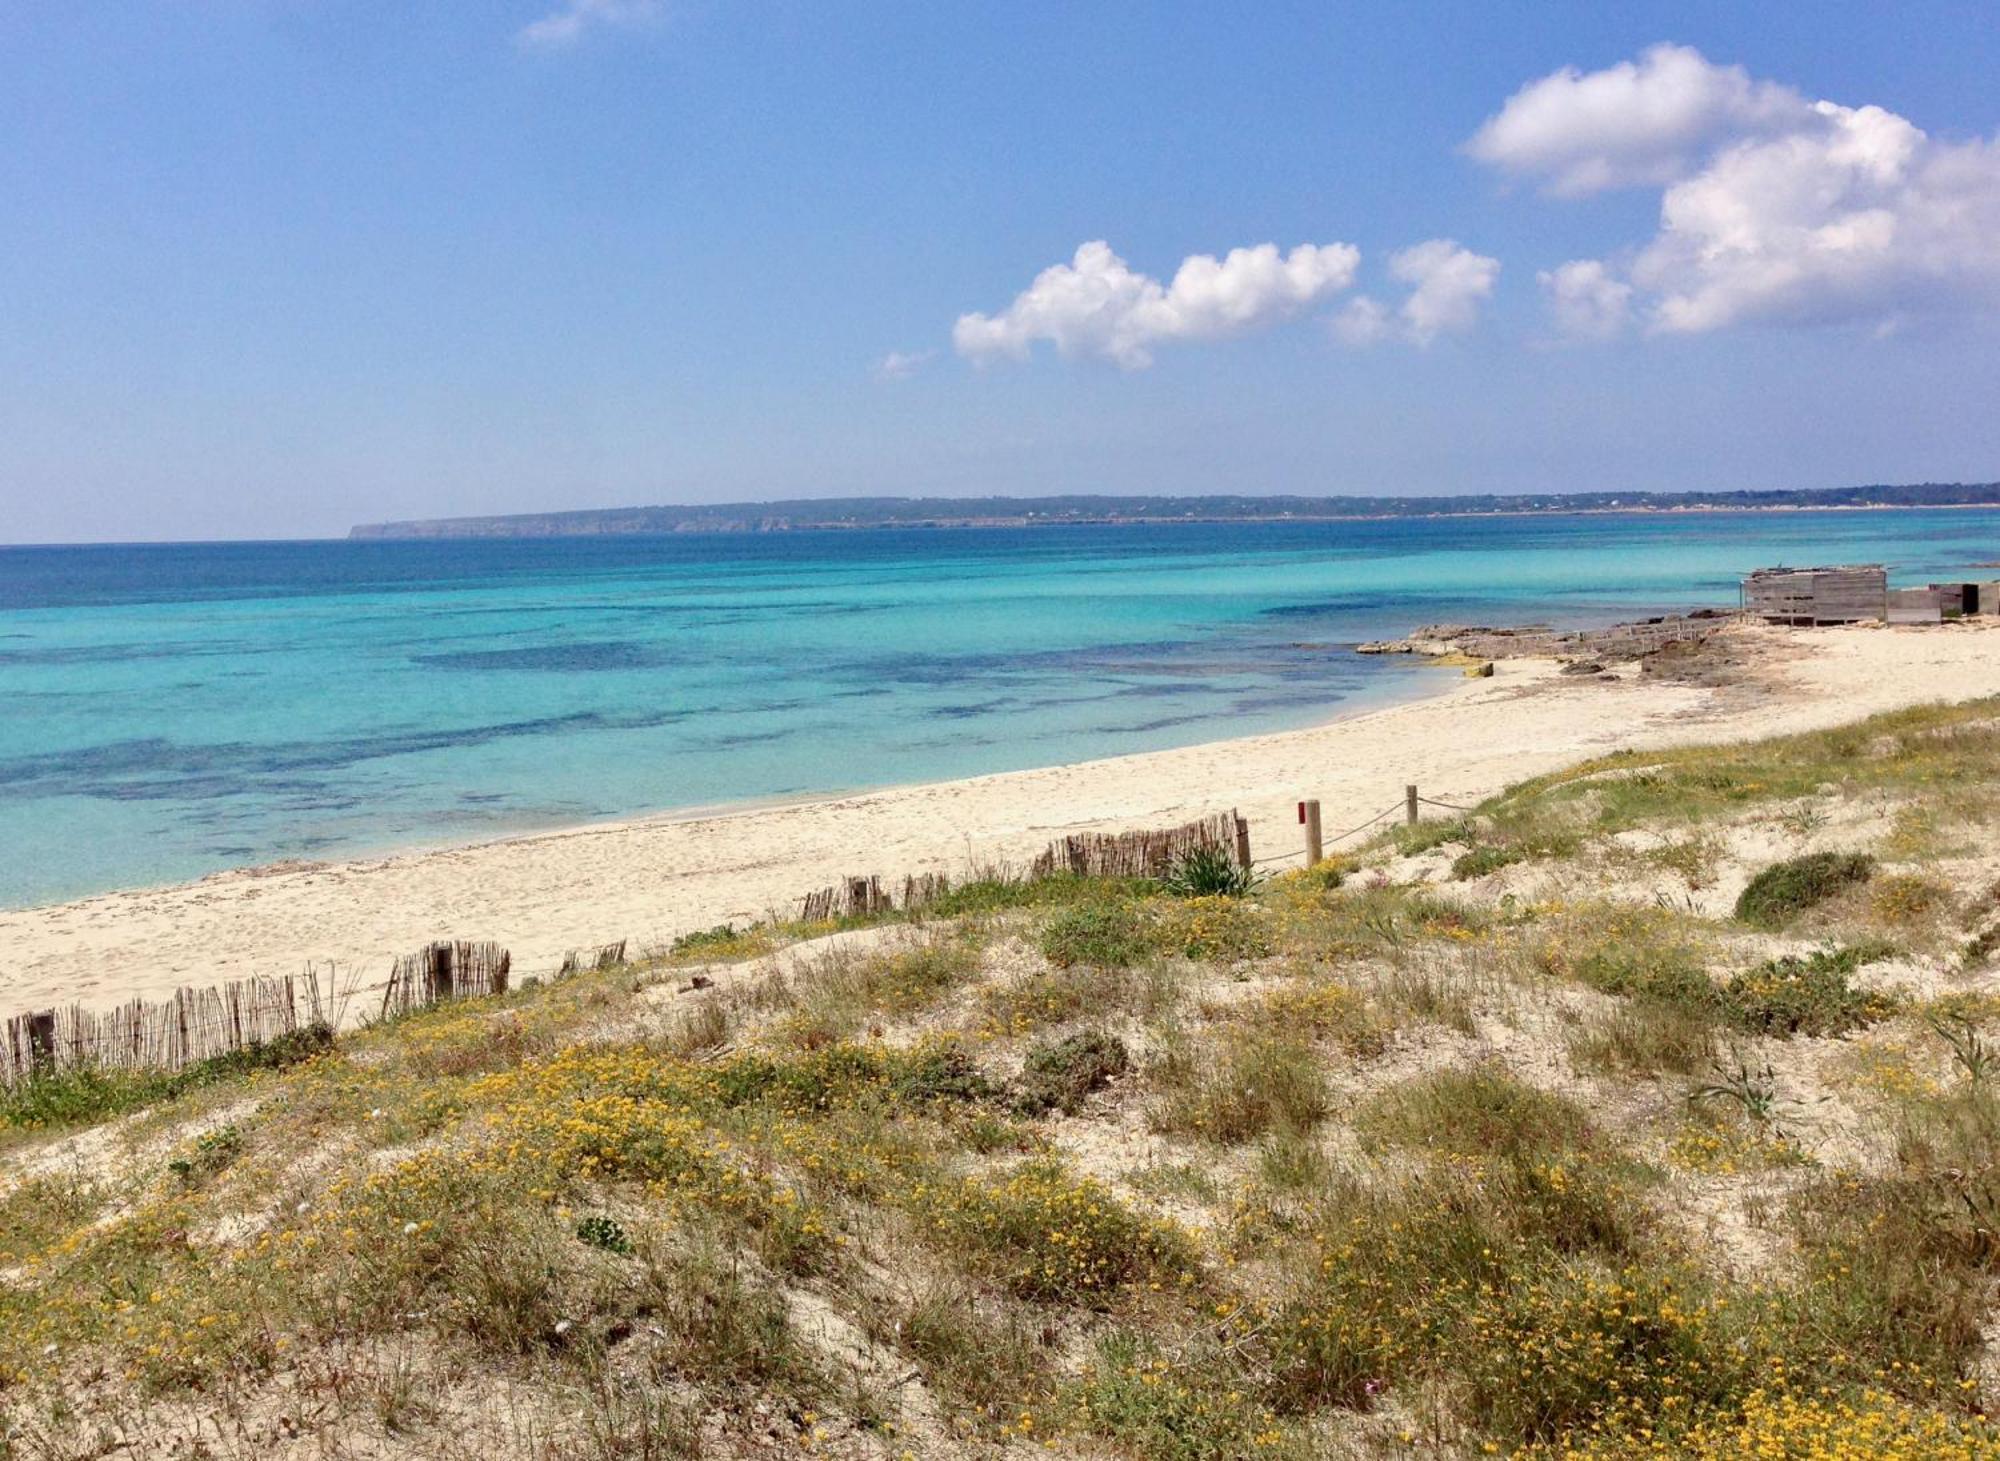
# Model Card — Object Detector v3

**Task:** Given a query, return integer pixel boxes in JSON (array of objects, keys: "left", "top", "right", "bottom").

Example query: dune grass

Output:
[{"left": 8, "top": 697, "right": 2000, "bottom": 1456}]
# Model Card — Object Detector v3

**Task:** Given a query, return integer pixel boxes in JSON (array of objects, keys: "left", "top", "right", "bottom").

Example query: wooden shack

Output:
[
  {"left": 1928, "top": 583, "right": 1981, "bottom": 618},
  {"left": 1888, "top": 589, "right": 1944, "bottom": 625},
  {"left": 1741, "top": 565, "right": 1887, "bottom": 625}
]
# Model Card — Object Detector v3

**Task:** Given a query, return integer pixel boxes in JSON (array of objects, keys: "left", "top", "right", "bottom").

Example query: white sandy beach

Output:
[{"left": 5, "top": 619, "right": 1999, "bottom": 1016}]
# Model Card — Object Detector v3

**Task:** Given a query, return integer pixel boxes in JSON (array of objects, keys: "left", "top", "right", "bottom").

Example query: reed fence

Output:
[
  {"left": 559, "top": 939, "right": 629, "bottom": 976},
  {"left": 7, "top": 808, "right": 1256, "bottom": 1086},
  {"left": 796, "top": 811, "right": 1250, "bottom": 921},
  {"left": 1030, "top": 810, "right": 1248, "bottom": 879},
  {"left": 4, "top": 938, "right": 520, "bottom": 1087},
  {"left": 379, "top": 940, "right": 511, "bottom": 1019},
  {"left": 3, "top": 970, "right": 334, "bottom": 1087}
]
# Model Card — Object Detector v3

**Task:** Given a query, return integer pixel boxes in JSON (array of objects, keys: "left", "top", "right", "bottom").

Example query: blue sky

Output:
[{"left": 4, "top": 2, "right": 2000, "bottom": 542}]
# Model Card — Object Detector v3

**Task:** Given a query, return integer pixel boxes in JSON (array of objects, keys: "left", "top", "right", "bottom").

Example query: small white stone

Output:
[
  {"left": 401, "top": 1221, "right": 419, "bottom": 1236},
  {"left": 553, "top": 1319, "right": 574, "bottom": 1336}
]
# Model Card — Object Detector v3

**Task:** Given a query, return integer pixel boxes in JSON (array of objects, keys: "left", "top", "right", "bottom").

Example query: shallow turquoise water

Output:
[{"left": 2, "top": 510, "right": 1995, "bottom": 909}]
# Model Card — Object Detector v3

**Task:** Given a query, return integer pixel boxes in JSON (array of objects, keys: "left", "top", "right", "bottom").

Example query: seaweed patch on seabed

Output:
[
  {"left": 0, "top": 641, "right": 243, "bottom": 666},
  {"left": 930, "top": 699, "right": 1016, "bottom": 720},
  {"left": 411, "top": 640, "right": 674, "bottom": 672},
  {"left": 0, "top": 710, "right": 699, "bottom": 802}
]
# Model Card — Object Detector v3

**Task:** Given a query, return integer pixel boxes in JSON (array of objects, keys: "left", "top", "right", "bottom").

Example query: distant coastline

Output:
[{"left": 349, "top": 482, "right": 2000, "bottom": 539}]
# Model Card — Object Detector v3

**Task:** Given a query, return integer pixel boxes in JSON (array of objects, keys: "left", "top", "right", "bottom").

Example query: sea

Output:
[{"left": 2, "top": 508, "right": 1996, "bottom": 910}]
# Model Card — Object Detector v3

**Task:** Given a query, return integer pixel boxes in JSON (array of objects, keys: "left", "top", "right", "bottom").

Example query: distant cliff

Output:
[{"left": 349, "top": 484, "right": 2000, "bottom": 539}]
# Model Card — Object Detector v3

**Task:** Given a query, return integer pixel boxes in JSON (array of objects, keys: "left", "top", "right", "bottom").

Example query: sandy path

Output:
[{"left": 4, "top": 620, "right": 1997, "bottom": 1013}]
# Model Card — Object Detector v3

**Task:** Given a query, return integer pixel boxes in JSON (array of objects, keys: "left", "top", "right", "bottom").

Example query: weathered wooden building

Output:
[{"left": 1741, "top": 565, "right": 1888, "bottom": 625}]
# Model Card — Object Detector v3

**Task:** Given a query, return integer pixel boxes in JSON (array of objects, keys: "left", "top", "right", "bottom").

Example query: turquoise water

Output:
[{"left": 2, "top": 509, "right": 1995, "bottom": 910}]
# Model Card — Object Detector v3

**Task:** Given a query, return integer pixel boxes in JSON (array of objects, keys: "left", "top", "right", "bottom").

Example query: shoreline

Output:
[
  {"left": 7, "top": 617, "right": 2000, "bottom": 1018},
  {"left": 0, "top": 650, "right": 1450, "bottom": 918}
]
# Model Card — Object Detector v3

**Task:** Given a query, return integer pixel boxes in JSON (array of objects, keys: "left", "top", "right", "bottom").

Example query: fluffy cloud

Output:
[
  {"left": 1539, "top": 260, "right": 1633, "bottom": 341},
  {"left": 1335, "top": 240, "right": 1500, "bottom": 346},
  {"left": 1466, "top": 43, "right": 1808, "bottom": 196},
  {"left": 1478, "top": 47, "right": 2000, "bottom": 337},
  {"left": 1636, "top": 103, "right": 2000, "bottom": 333},
  {"left": 517, "top": 0, "right": 661, "bottom": 49},
  {"left": 953, "top": 239, "right": 1360, "bottom": 368}
]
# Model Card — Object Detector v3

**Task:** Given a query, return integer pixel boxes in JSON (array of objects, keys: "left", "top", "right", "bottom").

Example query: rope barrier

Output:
[
  {"left": 1249, "top": 800, "right": 1411, "bottom": 869},
  {"left": 1417, "top": 795, "right": 1480, "bottom": 814}
]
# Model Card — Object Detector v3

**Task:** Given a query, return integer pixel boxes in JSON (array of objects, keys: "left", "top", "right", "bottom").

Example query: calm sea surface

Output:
[{"left": 3, "top": 510, "right": 1996, "bottom": 909}]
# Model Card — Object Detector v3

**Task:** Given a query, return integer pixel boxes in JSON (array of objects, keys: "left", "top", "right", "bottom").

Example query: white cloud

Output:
[
  {"left": 1335, "top": 240, "right": 1500, "bottom": 347},
  {"left": 1479, "top": 46, "right": 2000, "bottom": 337},
  {"left": 952, "top": 239, "right": 1360, "bottom": 369},
  {"left": 517, "top": 0, "right": 661, "bottom": 49},
  {"left": 1634, "top": 102, "right": 2000, "bottom": 333},
  {"left": 874, "top": 349, "right": 934, "bottom": 381},
  {"left": 1539, "top": 259, "right": 1633, "bottom": 340},
  {"left": 1330, "top": 296, "right": 1391, "bottom": 347},
  {"left": 1393, "top": 239, "right": 1501, "bottom": 343},
  {"left": 1466, "top": 43, "right": 1809, "bottom": 196}
]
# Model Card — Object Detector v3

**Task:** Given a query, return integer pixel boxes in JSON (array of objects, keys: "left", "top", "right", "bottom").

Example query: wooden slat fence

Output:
[
  {"left": 796, "top": 811, "right": 1250, "bottom": 921},
  {"left": 3, "top": 970, "right": 331, "bottom": 1087},
  {"left": 1030, "top": 810, "right": 1248, "bottom": 879},
  {"left": 379, "top": 940, "right": 511, "bottom": 1019},
  {"left": 559, "top": 939, "right": 629, "bottom": 976}
]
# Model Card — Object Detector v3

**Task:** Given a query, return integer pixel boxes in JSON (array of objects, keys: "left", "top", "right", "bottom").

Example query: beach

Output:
[{"left": 5, "top": 617, "right": 1999, "bottom": 1017}]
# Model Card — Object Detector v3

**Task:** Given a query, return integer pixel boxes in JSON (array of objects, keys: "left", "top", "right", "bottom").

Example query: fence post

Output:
[
  {"left": 1406, "top": 784, "right": 1420, "bottom": 826},
  {"left": 27, "top": 1010, "right": 56, "bottom": 1073},
  {"left": 1300, "top": 799, "right": 1323, "bottom": 866},
  {"left": 1233, "top": 815, "right": 1252, "bottom": 869}
]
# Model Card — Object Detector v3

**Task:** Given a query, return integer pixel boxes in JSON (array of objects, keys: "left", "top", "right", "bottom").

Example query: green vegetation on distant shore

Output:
[{"left": 349, "top": 481, "right": 2000, "bottom": 538}]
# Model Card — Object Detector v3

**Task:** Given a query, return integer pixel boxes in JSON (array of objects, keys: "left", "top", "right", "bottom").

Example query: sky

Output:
[{"left": 4, "top": 2, "right": 2000, "bottom": 542}]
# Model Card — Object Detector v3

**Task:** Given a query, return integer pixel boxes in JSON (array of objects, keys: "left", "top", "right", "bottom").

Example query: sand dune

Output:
[{"left": 5, "top": 620, "right": 1997, "bottom": 1016}]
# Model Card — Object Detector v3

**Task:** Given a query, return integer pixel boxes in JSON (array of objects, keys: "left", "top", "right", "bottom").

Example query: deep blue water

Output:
[{"left": 3, "top": 510, "right": 1996, "bottom": 909}]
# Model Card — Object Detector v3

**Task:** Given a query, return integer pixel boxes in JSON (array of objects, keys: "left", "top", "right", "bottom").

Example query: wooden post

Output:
[
  {"left": 27, "top": 1011, "right": 56, "bottom": 1073},
  {"left": 1233, "top": 815, "right": 1252, "bottom": 869},
  {"left": 431, "top": 942, "right": 457, "bottom": 1002},
  {"left": 1300, "top": 799, "right": 1323, "bottom": 866},
  {"left": 1406, "top": 784, "right": 1420, "bottom": 826}
]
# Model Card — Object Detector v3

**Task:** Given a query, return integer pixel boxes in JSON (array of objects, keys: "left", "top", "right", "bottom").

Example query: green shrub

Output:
[
  {"left": 1152, "top": 1033, "right": 1328, "bottom": 1145},
  {"left": 1569, "top": 998, "right": 1718, "bottom": 1076},
  {"left": 1735, "top": 852, "right": 1875, "bottom": 927},
  {"left": 669, "top": 922, "right": 757, "bottom": 956},
  {"left": 889, "top": 1042, "right": 995, "bottom": 1104},
  {"left": 0, "top": 1024, "right": 333, "bottom": 1132},
  {"left": 1459, "top": 1259, "right": 1745, "bottom": 1446},
  {"left": 924, "top": 872, "right": 1151, "bottom": 918},
  {"left": 910, "top": 1159, "right": 1189, "bottom": 1303},
  {"left": 1390, "top": 817, "right": 1477, "bottom": 855},
  {"left": 1159, "top": 845, "right": 1257, "bottom": 898},
  {"left": 889, "top": 1283, "right": 1049, "bottom": 1437},
  {"left": 1723, "top": 946, "right": 1897, "bottom": 1037},
  {"left": 167, "top": 1124, "right": 243, "bottom": 1187},
  {"left": 1453, "top": 844, "right": 1522, "bottom": 880},
  {"left": 1012, "top": 1030, "right": 1129, "bottom": 1116},
  {"left": 1071, "top": 1331, "right": 1303, "bottom": 1460},
  {"left": 575, "top": 1214, "right": 631, "bottom": 1254},
  {"left": 1543, "top": 906, "right": 1722, "bottom": 1014},
  {"left": 1355, "top": 1065, "right": 1596, "bottom": 1163},
  {"left": 1040, "top": 901, "right": 1157, "bottom": 969},
  {"left": 1259, "top": 1161, "right": 1654, "bottom": 1418}
]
